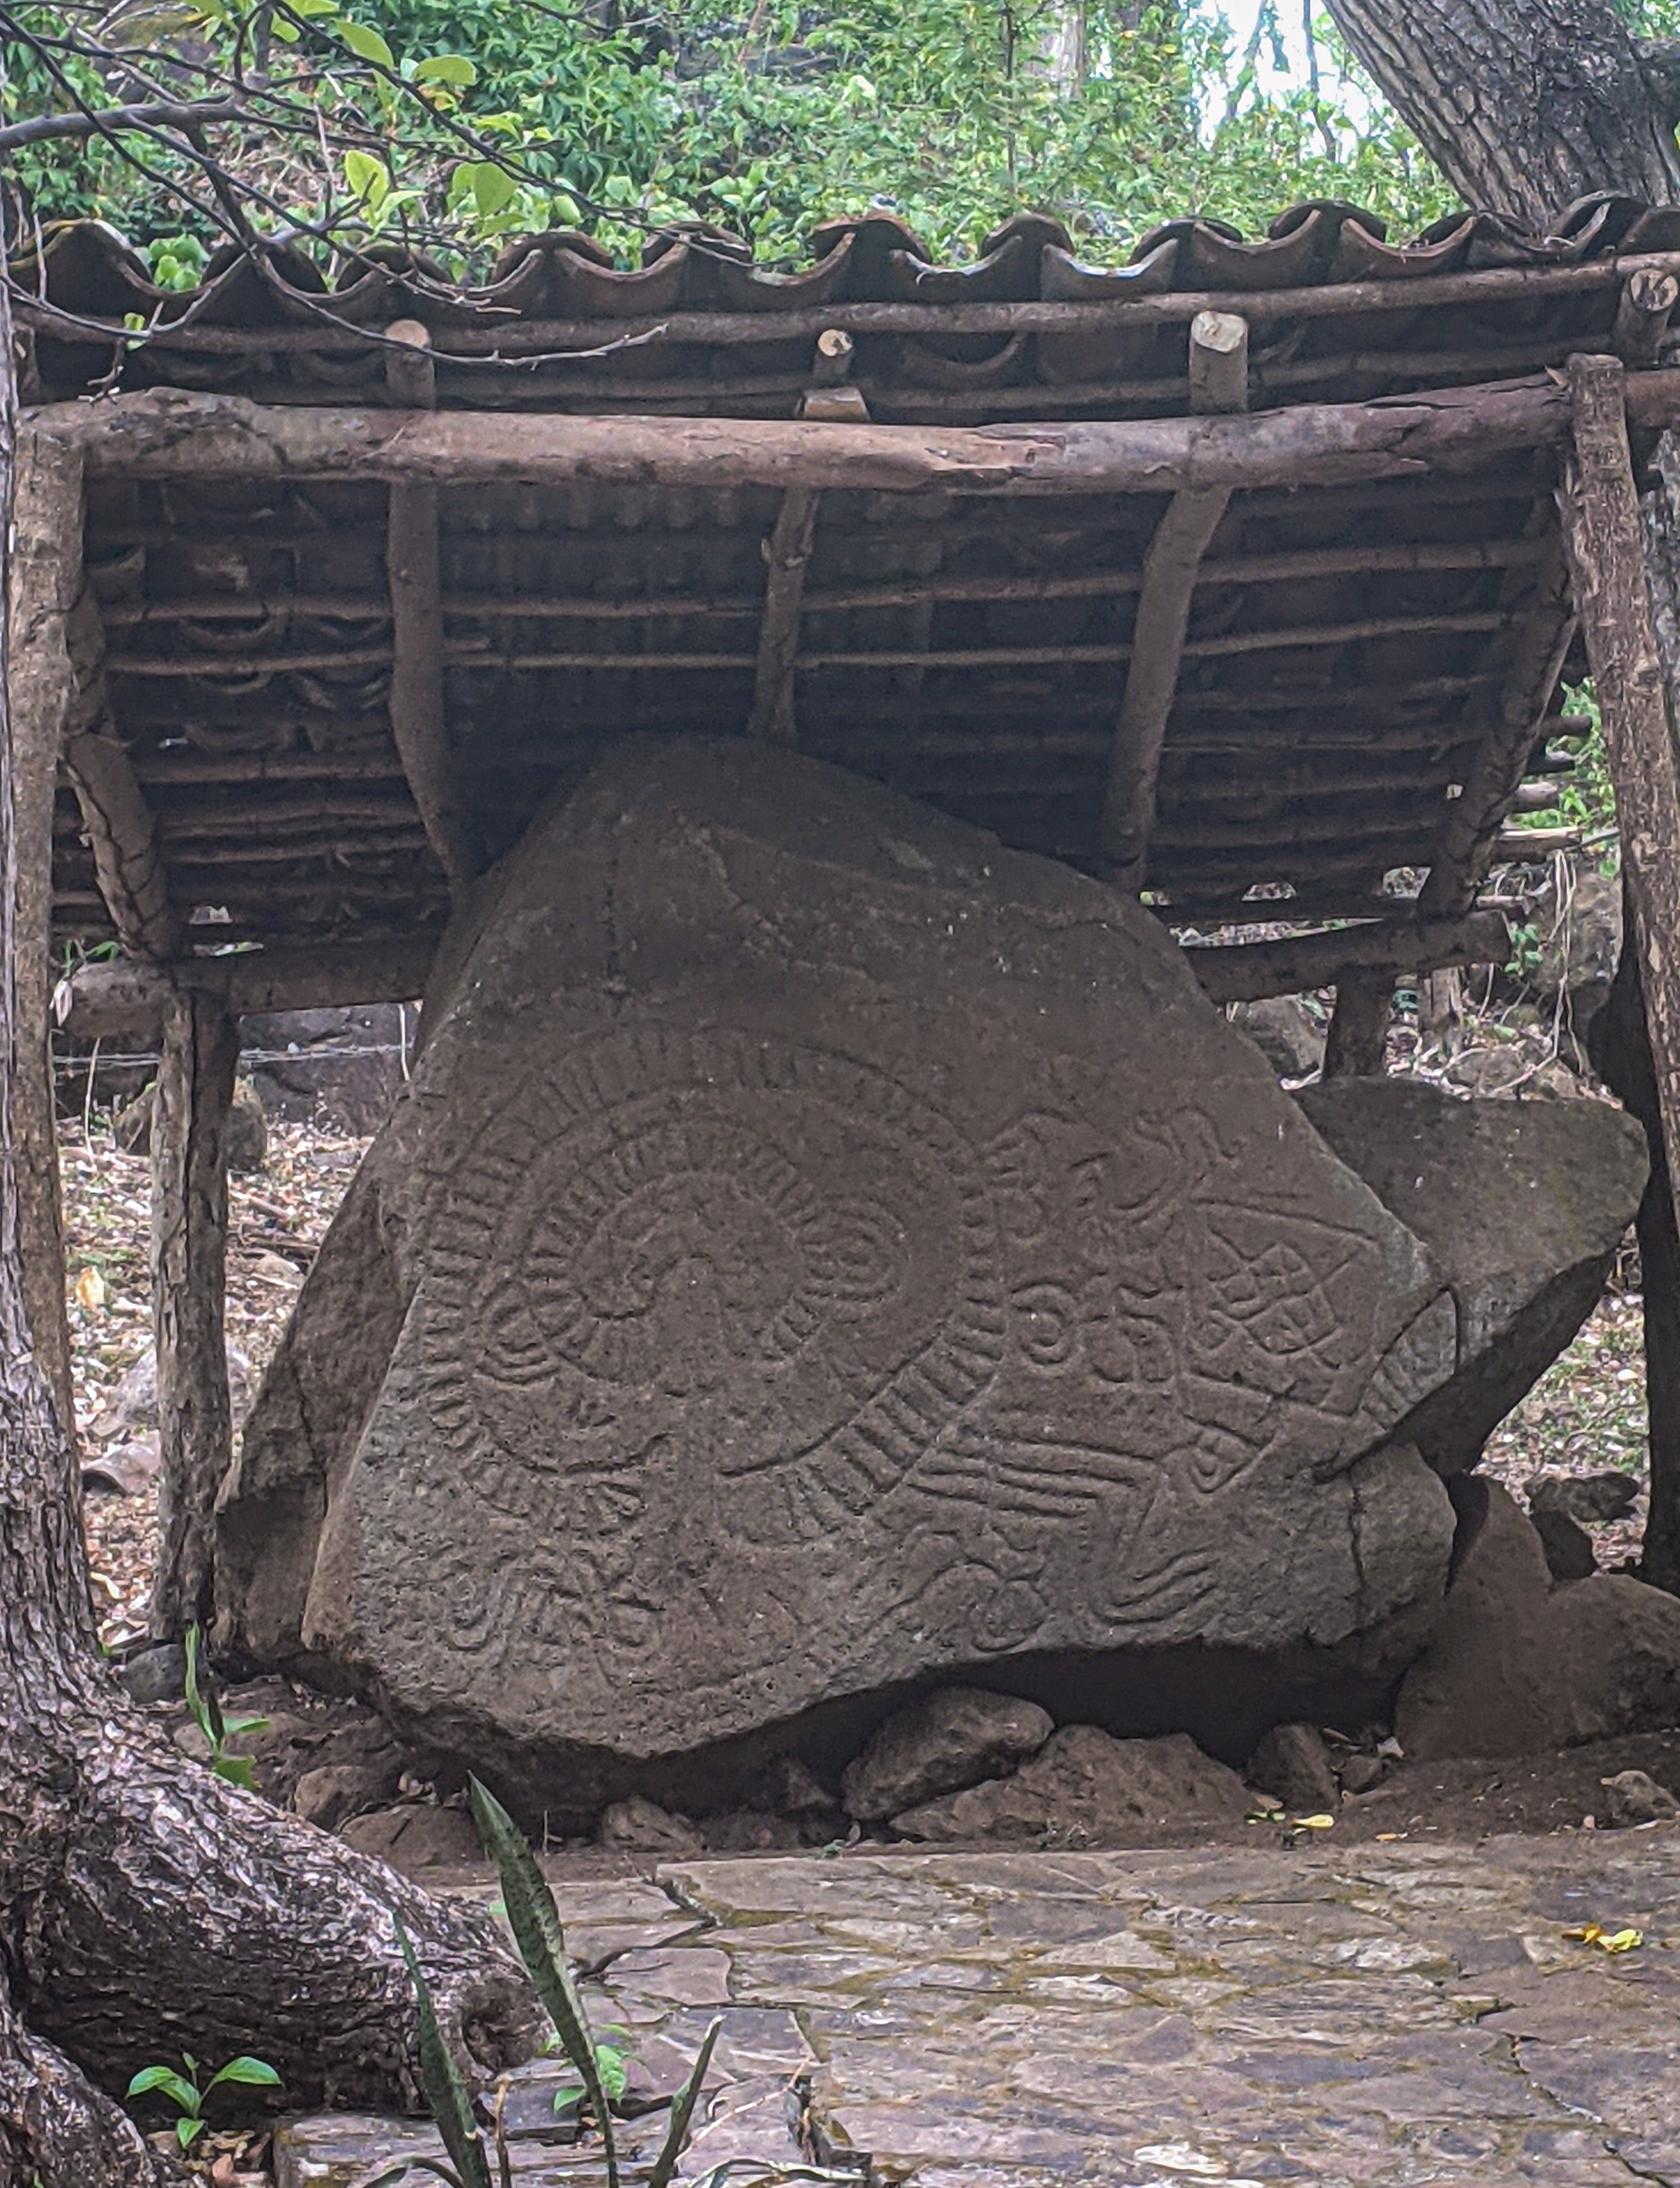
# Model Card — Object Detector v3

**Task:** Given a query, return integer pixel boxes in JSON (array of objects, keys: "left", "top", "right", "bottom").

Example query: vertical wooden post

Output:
[
  {"left": 1323, "top": 970, "right": 1392, "bottom": 1077},
  {"left": 1566, "top": 353, "right": 1680, "bottom": 1595},
  {"left": 149, "top": 987, "right": 238, "bottom": 1641},
  {"left": 747, "top": 489, "right": 819, "bottom": 743},
  {"left": 6, "top": 426, "right": 82, "bottom": 1440}
]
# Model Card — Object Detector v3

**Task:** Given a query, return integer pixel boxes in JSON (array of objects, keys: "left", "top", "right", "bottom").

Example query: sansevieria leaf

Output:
[
  {"left": 647, "top": 2016, "right": 722, "bottom": 2188},
  {"left": 467, "top": 1779, "right": 619, "bottom": 2188},
  {"left": 396, "top": 1920, "right": 492, "bottom": 2188}
]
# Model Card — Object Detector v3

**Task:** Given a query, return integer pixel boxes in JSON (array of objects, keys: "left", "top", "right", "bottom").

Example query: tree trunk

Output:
[
  {"left": 0, "top": 222, "right": 536, "bottom": 2188},
  {"left": 1321, "top": 0, "right": 1680, "bottom": 1590}
]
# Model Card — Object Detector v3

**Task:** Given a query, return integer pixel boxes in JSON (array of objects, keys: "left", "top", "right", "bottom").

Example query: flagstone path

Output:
[{"left": 277, "top": 1834, "right": 1680, "bottom": 2187}]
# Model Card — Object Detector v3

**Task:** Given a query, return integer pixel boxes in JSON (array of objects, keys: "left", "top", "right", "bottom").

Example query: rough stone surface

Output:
[
  {"left": 91, "top": 1338, "right": 254, "bottom": 1439},
  {"left": 291, "top": 1761, "right": 398, "bottom": 1832},
  {"left": 1532, "top": 1470, "right": 1640, "bottom": 1525},
  {"left": 842, "top": 1689, "right": 1053, "bottom": 1822},
  {"left": 119, "top": 1641, "right": 186, "bottom": 1706},
  {"left": 1232, "top": 993, "right": 1326, "bottom": 1080},
  {"left": 1246, "top": 1720, "right": 1341, "bottom": 1813},
  {"left": 337, "top": 1801, "right": 482, "bottom": 1874},
  {"left": 220, "top": 738, "right": 1460, "bottom": 1806},
  {"left": 598, "top": 1796, "right": 704, "bottom": 1858},
  {"left": 1599, "top": 1769, "right": 1679, "bottom": 1827},
  {"left": 1397, "top": 1483, "right": 1680, "bottom": 1760},
  {"left": 1531, "top": 1505, "right": 1597, "bottom": 1584},
  {"left": 891, "top": 1726, "right": 1251, "bottom": 1842},
  {"left": 1297, "top": 1079, "right": 1647, "bottom": 1474},
  {"left": 245, "top": 1003, "right": 413, "bottom": 1135},
  {"left": 282, "top": 1837, "right": 1680, "bottom": 2186}
]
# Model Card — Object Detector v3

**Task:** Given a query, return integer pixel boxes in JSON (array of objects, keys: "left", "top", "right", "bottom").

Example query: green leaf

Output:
[
  {"left": 213, "top": 1755, "right": 259, "bottom": 1791},
  {"left": 396, "top": 1921, "right": 492, "bottom": 2188},
  {"left": 176, "top": 2117, "right": 207, "bottom": 2150},
  {"left": 126, "top": 2066, "right": 198, "bottom": 2112},
  {"left": 596, "top": 2044, "right": 628, "bottom": 2103},
  {"left": 467, "top": 162, "right": 518, "bottom": 218},
  {"left": 220, "top": 1713, "right": 271, "bottom": 1740},
  {"left": 343, "top": 149, "right": 390, "bottom": 208},
  {"left": 647, "top": 2017, "right": 721, "bottom": 2188},
  {"left": 416, "top": 54, "right": 477, "bottom": 85},
  {"left": 339, "top": 18, "right": 394, "bottom": 67},
  {"left": 467, "top": 1779, "right": 618, "bottom": 2188},
  {"left": 206, "top": 2056, "right": 284, "bottom": 2091},
  {"left": 551, "top": 2083, "right": 584, "bottom": 2114}
]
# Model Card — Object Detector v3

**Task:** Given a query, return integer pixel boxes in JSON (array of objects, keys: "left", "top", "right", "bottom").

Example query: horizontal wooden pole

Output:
[
  {"left": 33, "top": 372, "right": 1680, "bottom": 498},
  {"left": 52, "top": 936, "right": 436, "bottom": 1038},
  {"left": 1185, "top": 910, "right": 1511, "bottom": 1005},
  {"left": 22, "top": 249, "right": 1680, "bottom": 359}
]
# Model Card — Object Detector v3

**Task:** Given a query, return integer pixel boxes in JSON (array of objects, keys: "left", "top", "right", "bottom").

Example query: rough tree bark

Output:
[
  {"left": 0, "top": 234, "right": 537, "bottom": 2188},
  {"left": 1322, "top": 0, "right": 1680, "bottom": 1591}
]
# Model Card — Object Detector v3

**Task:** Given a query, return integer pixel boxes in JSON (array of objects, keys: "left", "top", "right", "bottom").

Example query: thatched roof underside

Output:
[{"left": 26, "top": 194, "right": 1678, "bottom": 958}]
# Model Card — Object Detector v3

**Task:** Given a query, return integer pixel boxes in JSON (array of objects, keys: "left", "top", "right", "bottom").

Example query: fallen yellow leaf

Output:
[
  {"left": 1563, "top": 1923, "right": 1644, "bottom": 1952},
  {"left": 1293, "top": 1814, "right": 1336, "bottom": 1830},
  {"left": 73, "top": 1265, "right": 106, "bottom": 1311}
]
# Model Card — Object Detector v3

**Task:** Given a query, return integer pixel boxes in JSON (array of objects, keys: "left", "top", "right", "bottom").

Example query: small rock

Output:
[
  {"left": 764, "top": 1756, "right": 836, "bottom": 1816},
  {"left": 1397, "top": 1482, "right": 1680, "bottom": 1759},
  {"left": 1337, "top": 1752, "right": 1388, "bottom": 1796},
  {"left": 1233, "top": 995, "right": 1325, "bottom": 1081},
  {"left": 339, "top": 1803, "right": 483, "bottom": 1874},
  {"left": 1530, "top": 1503, "right": 1596, "bottom": 1583},
  {"left": 1530, "top": 1470, "right": 1639, "bottom": 1525},
  {"left": 112, "top": 1083, "right": 155, "bottom": 1157},
  {"left": 292, "top": 1762, "right": 397, "bottom": 1832},
  {"left": 842, "top": 1688, "right": 1054, "bottom": 1823},
  {"left": 90, "top": 1341, "right": 256, "bottom": 1439},
  {"left": 119, "top": 1641, "right": 187, "bottom": 1705},
  {"left": 82, "top": 1434, "right": 161, "bottom": 1496},
  {"left": 1599, "top": 1769, "right": 1680, "bottom": 1828},
  {"left": 699, "top": 1809, "right": 802, "bottom": 1853},
  {"left": 227, "top": 1081, "right": 268, "bottom": 1174},
  {"left": 596, "top": 1796, "right": 703, "bottom": 1857},
  {"left": 891, "top": 1726, "right": 1250, "bottom": 1844},
  {"left": 1246, "top": 1722, "right": 1339, "bottom": 1814}
]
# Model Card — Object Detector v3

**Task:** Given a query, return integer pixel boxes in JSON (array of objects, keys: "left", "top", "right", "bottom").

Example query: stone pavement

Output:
[{"left": 277, "top": 1835, "right": 1680, "bottom": 2186}]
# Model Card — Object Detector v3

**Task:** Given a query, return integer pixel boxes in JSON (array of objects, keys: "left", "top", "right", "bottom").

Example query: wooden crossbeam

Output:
[
  {"left": 54, "top": 936, "right": 437, "bottom": 1039},
  {"left": 747, "top": 489, "right": 819, "bottom": 742},
  {"left": 1187, "top": 911, "right": 1509, "bottom": 1006},
  {"left": 384, "top": 321, "right": 475, "bottom": 892},
  {"left": 1100, "top": 313, "right": 1247, "bottom": 883},
  {"left": 41, "top": 371, "right": 1680, "bottom": 496}
]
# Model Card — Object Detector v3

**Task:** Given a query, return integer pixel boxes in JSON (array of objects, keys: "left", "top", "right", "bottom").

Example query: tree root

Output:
[{"left": 0, "top": 1959, "right": 187, "bottom": 2187}]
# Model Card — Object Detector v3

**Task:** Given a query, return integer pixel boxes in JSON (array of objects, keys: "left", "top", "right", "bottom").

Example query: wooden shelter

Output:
[{"left": 12, "top": 190, "right": 1680, "bottom": 1632}]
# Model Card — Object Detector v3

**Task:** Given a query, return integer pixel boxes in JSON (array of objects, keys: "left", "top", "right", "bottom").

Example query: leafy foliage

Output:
[
  {"left": 126, "top": 2050, "right": 282, "bottom": 2151},
  {"left": 183, "top": 1622, "right": 270, "bottom": 1791},
  {"left": 8, "top": 0, "right": 1458, "bottom": 282}
]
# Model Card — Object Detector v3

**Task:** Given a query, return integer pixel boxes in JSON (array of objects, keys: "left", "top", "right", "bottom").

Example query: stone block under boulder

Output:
[
  {"left": 244, "top": 1004, "right": 413, "bottom": 1136},
  {"left": 889, "top": 1726, "right": 1251, "bottom": 1844},
  {"left": 1296, "top": 1079, "right": 1646, "bottom": 1475},
  {"left": 217, "top": 737, "right": 1463, "bottom": 1821},
  {"left": 1396, "top": 1482, "right": 1680, "bottom": 1759},
  {"left": 841, "top": 1688, "right": 1053, "bottom": 1822}
]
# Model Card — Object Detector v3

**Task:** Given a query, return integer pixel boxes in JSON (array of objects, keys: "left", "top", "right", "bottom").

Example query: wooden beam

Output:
[
  {"left": 6, "top": 424, "right": 82, "bottom": 1441},
  {"left": 382, "top": 320, "right": 474, "bottom": 892},
  {"left": 54, "top": 936, "right": 437, "bottom": 1039},
  {"left": 59, "top": 585, "right": 179, "bottom": 960},
  {"left": 1561, "top": 353, "right": 1680, "bottom": 1249},
  {"left": 39, "top": 371, "right": 1680, "bottom": 497},
  {"left": 1616, "top": 268, "right": 1679, "bottom": 366},
  {"left": 746, "top": 489, "right": 818, "bottom": 743},
  {"left": 1100, "top": 313, "right": 1248, "bottom": 883},
  {"left": 149, "top": 986, "right": 239, "bottom": 1641},
  {"left": 1186, "top": 910, "right": 1509, "bottom": 1006}
]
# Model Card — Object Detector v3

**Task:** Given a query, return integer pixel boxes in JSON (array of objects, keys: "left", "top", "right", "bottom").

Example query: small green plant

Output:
[
  {"left": 370, "top": 1785, "right": 724, "bottom": 2188},
  {"left": 183, "top": 1624, "right": 270, "bottom": 1791},
  {"left": 126, "top": 2051, "right": 282, "bottom": 2152}
]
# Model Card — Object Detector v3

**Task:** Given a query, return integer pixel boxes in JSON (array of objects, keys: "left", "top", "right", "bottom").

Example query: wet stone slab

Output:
[{"left": 277, "top": 1838, "right": 1680, "bottom": 2186}]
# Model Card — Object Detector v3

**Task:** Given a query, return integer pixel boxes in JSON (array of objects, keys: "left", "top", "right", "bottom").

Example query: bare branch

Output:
[{"left": 0, "top": 97, "right": 245, "bottom": 154}]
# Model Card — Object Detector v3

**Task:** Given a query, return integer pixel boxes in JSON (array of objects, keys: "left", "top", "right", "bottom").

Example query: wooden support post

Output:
[
  {"left": 1564, "top": 353, "right": 1680, "bottom": 1595},
  {"left": 384, "top": 321, "right": 474, "bottom": 892},
  {"left": 149, "top": 987, "right": 239, "bottom": 1641},
  {"left": 747, "top": 489, "right": 819, "bottom": 743},
  {"left": 1616, "top": 268, "right": 1680, "bottom": 367},
  {"left": 1323, "top": 968, "right": 1393, "bottom": 1078},
  {"left": 7, "top": 425, "right": 81, "bottom": 1440},
  {"left": 1100, "top": 313, "right": 1247, "bottom": 884}
]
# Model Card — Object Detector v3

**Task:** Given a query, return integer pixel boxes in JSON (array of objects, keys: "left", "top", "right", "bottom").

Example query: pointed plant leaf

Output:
[
  {"left": 467, "top": 1778, "right": 618, "bottom": 2188},
  {"left": 127, "top": 2065, "right": 199, "bottom": 2110},
  {"left": 396, "top": 1920, "right": 492, "bottom": 2188},
  {"left": 647, "top": 2016, "right": 722, "bottom": 2188},
  {"left": 207, "top": 2056, "right": 284, "bottom": 2090}
]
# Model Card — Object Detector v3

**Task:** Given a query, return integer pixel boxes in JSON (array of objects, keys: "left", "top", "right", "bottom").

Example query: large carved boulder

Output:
[{"left": 217, "top": 738, "right": 1459, "bottom": 1817}]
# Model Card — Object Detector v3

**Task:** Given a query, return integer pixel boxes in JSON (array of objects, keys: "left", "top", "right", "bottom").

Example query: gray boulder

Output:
[
  {"left": 891, "top": 1725, "right": 1251, "bottom": 1843},
  {"left": 841, "top": 1689, "right": 1053, "bottom": 1822},
  {"left": 1232, "top": 995, "right": 1325, "bottom": 1081},
  {"left": 244, "top": 1004, "right": 414, "bottom": 1136},
  {"left": 218, "top": 738, "right": 1459, "bottom": 1817},
  {"left": 1396, "top": 1482, "right": 1680, "bottom": 1759},
  {"left": 1245, "top": 1721, "right": 1339, "bottom": 1814},
  {"left": 1297, "top": 1079, "right": 1646, "bottom": 1473}
]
